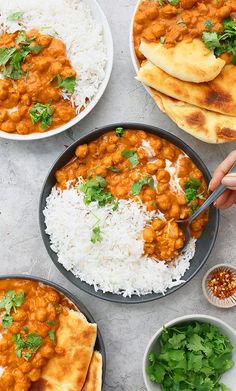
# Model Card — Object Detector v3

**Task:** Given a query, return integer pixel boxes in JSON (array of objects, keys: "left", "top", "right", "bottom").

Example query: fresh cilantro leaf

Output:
[
  {"left": 184, "top": 177, "right": 206, "bottom": 212},
  {"left": 107, "top": 166, "right": 121, "bottom": 173},
  {"left": 130, "top": 176, "right": 154, "bottom": 196},
  {"left": 202, "top": 32, "right": 221, "bottom": 50},
  {"left": 48, "top": 330, "right": 55, "bottom": 342},
  {"left": 91, "top": 225, "right": 102, "bottom": 244},
  {"left": 204, "top": 19, "right": 214, "bottom": 30},
  {"left": 22, "top": 352, "right": 32, "bottom": 361},
  {"left": 7, "top": 11, "right": 24, "bottom": 21},
  {"left": 56, "top": 75, "right": 76, "bottom": 94},
  {"left": 220, "top": 384, "right": 232, "bottom": 391},
  {"left": 0, "top": 47, "right": 17, "bottom": 66},
  {"left": 112, "top": 201, "right": 119, "bottom": 211},
  {"left": 29, "top": 103, "right": 54, "bottom": 129},
  {"left": 122, "top": 149, "right": 139, "bottom": 168},
  {"left": 168, "top": 0, "right": 179, "bottom": 5},
  {"left": 79, "top": 176, "right": 114, "bottom": 207},
  {"left": 115, "top": 127, "right": 124, "bottom": 137},
  {"left": 160, "top": 36, "right": 165, "bottom": 44},
  {"left": 25, "top": 333, "right": 43, "bottom": 352},
  {"left": 177, "top": 18, "right": 186, "bottom": 27},
  {"left": 2, "top": 313, "right": 13, "bottom": 329},
  {"left": 23, "top": 326, "right": 29, "bottom": 333},
  {"left": 46, "top": 320, "right": 56, "bottom": 326},
  {"left": 16, "top": 31, "right": 34, "bottom": 45}
]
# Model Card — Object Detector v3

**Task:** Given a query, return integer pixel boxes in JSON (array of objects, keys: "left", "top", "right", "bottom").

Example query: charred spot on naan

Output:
[
  {"left": 185, "top": 111, "right": 206, "bottom": 128},
  {"left": 217, "top": 127, "right": 236, "bottom": 140},
  {"left": 204, "top": 90, "right": 231, "bottom": 105}
]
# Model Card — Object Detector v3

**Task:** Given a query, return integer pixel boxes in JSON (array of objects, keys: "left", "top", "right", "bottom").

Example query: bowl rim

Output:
[
  {"left": 0, "top": 274, "right": 106, "bottom": 382},
  {"left": 39, "top": 122, "right": 219, "bottom": 304},
  {"left": 143, "top": 314, "right": 236, "bottom": 391},
  {"left": 202, "top": 263, "right": 236, "bottom": 308},
  {"left": 0, "top": 0, "right": 113, "bottom": 141}
]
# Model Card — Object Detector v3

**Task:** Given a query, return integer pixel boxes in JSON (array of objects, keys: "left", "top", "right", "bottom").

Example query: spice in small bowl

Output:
[{"left": 202, "top": 264, "right": 236, "bottom": 308}]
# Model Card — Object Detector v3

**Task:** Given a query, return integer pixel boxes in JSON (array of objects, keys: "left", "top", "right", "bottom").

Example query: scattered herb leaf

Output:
[
  {"left": 160, "top": 36, "right": 165, "bottom": 44},
  {"left": 107, "top": 166, "right": 121, "bottom": 173},
  {"left": 130, "top": 176, "right": 154, "bottom": 196},
  {"left": 23, "top": 326, "right": 29, "bottom": 334},
  {"left": 184, "top": 177, "right": 206, "bottom": 212},
  {"left": 204, "top": 19, "right": 214, "bottom": 30},
  {"left": 55, "top": 75, "right": 76, "bottom": 94},
  {"left": 12, "top": 332, "right": 42, "bottom": 359},
  {"left": 122, "top": 149, "right": 139, "bottom": 168},
  {"left": 29, "top": 103, "right": 54, "bottom": 129},
  {"left": 79, "top": 176, "right": 114, "bottom": 207},
  {"left": 0, "top": 290, "right": 24, "bottom": 329},
  {"left": 7, "top": 11, "right": 24, "bottom": 21},
  {"left": 115, "top": 127, "right": 124, "bottom": 137},
  {"left": 46, "top": 320, "right": 56, "bottom": 326},
  {"left": 91, "top": 225, "right": 102, "bottom": 244},
  {"left": 48, "top": 330, "right": 55, "bottom": 342}
]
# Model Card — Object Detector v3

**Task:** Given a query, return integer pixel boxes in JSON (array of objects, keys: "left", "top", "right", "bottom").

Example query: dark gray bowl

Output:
[
  {"left": 39, "top": 123, "right": 219, "bottom": 304},
  {"left": 0, "top": 274, "right": 106, "bottom": 383}
]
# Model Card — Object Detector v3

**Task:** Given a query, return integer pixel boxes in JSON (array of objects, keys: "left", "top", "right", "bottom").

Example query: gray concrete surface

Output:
[{"left": 0, "top": 1, "right": 235, "bottom": 390}]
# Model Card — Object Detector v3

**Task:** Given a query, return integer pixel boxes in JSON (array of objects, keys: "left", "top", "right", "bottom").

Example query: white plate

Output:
[
  {"left": 143, "top": 314, "right": 236, "bottom": 391},
  {"left": 0, "top": 0, "right": 113, "bottom": 141}
]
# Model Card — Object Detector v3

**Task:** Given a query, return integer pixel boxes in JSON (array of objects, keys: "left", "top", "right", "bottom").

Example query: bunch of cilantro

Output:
[
  {"left": 147, "top": 322, "right": 234, "bottom": 391},
  {"left": 202, "top": 18, "right": 236, "bottom": 64}
]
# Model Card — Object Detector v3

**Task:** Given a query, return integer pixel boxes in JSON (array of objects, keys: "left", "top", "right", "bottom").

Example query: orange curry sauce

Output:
[
  {"left": 0, "top": 29, "right": 77, "bottom": 135},
  {"left": 0, "top": 279, "right": 71, "bottom": 391},
  {"left": 134, "top": 0, "right": 236, "bottom": 61},
  {"left": 55, "top": 129, "right": 209, "bottom": 260}
]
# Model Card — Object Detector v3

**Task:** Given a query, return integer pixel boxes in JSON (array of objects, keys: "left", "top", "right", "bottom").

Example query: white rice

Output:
[
  {"left": 43, "top": 179, "right": 196, "bottom": 297},
  {"left": 0, "top": 0, "right": 107, "bottom": 112}
]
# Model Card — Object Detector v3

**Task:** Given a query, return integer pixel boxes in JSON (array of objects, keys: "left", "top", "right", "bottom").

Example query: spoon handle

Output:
[{"left": 189, "top": 162, "right": 236, "bottom": 224}]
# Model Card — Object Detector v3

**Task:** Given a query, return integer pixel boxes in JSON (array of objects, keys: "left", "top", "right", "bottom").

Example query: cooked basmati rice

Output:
[
  {"left": 43, "top": 179, "right": 196, "bottom": 297},
  {"left": 0, "top": 0, "right": 107, "bottom": 112}
]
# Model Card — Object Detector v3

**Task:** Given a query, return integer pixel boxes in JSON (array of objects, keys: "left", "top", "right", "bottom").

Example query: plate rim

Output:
[
  {"left": 38, "top": 122, "right": 220, "bottom": 304},
  {"left": 0, "top": 273, "right": 106, "bottom": 383},
  {"left": 0, "top": 0, "right": 113, "bottom": 141}
]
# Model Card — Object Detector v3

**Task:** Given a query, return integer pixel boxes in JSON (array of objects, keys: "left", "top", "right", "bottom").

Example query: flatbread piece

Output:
[
  {"left": 82, "top": 351, "right": 102, "bottom": 391},
  {"left": 139, "top": 38, "right": 225, "bottom": 83},
  {"left": 138, "top": 61, "right": 236, "bottom": 116}
]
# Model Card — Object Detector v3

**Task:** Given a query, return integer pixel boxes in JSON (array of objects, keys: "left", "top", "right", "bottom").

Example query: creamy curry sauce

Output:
[
  {"left": 134, "top": 0, "right": 236, "bottom": 62},
  {"left": 0, "top": 29, "right": 77, "bottom": 135},
  {"left": 0, "top": 279, "right": 74, "bottom": 391},
  {"left": 56, "top": 129, "right": 209, "bottom": 261}
]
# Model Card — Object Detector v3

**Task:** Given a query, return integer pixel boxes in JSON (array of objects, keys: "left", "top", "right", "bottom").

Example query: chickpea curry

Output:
[
  {"left": 0, "top": 29, "right": 77, "bottom": 135},
  {"left": 134, "top": 0, "right": 236, "bottom": 63},
  {"left": 0, "top": 279, "right": 74, "bottom": 391},
  {"left": 56, "top": 129, "right": 209, "bottom": 261}
]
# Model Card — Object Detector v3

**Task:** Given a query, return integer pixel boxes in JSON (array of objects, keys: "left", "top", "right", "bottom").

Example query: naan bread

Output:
[
  {"left": 82, "top": 351, "right": 102, "bottom": 391},
  {"left": 139, "top": 38, "right": 225, "bottom": 83},
  {"left": 138, "top": 61, "right": 236, "bottom": 116},
  {"left": 151, "top": 89, "right": 236, "bottom": 144},
  {"left": 41, "top": 309, "right": 97, "bottom": 391}
]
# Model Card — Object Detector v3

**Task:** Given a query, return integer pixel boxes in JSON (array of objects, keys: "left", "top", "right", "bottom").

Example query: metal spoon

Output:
[{"left": 178, "top": 162, "right": 236, "bottom": 251}]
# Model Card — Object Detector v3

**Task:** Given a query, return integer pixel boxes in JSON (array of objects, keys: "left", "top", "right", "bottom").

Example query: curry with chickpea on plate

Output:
[
  {"left": 132, "top": 0, "right": 236, "bottom": 143},
  {"left": 0, "top": 0, "right": 107, "bottom": 136},
  {"left": 43, "top": 127, "right": 209, "bottom": 297},
  {"left": 0, "top": 278, "right": 103, "bottom": 391}
]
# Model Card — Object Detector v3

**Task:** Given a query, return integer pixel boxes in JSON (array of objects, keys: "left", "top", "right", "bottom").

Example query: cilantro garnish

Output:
[
  {"left": 12, "top": 332, "right": 42, "bottom": 360},
  {"left": 130, "top": 176, "right": 154, "bottom": 196},
  {"left": 177, "top": 18, "right": 186, "bottom": 27},
  {"left": 184, "top": 177, "right": 206, "bottom": 212},
  {"left": 55, "top": 75, "right": 76, "bottom": 94},
  {"left": 147, "top": 322, "right": 234, "bottom": 390},
  {"left": 29, "top": 103, "right": 54, "bottom": 130},
  {"left": 79, "top": 176, "right": 114, "bottom": 207},
  {"left": 7, "top": 11, "right": 24, "bottom": 21},
  {"left": 160, "top": 36, "right": 165, "bottom": 44},
  {"left": 202, "top": 18, "right": 236, "bottom": 63},
  {"left": 0, "top": 31, "right": 44, "bottom": 80},
  {"left": 107, "top": 166, "right": 121, "bottom": 173},
  {"left": 168, "top": 0, "right": 179, "bottom": 5},
  {"left": 91, "top": 225, "right": 102, "bottom": 244},
  {"left": 121, "top": 149, "right": 139, "bottom": 168},
  {"left": 115, "top": 127, "right": 124, "bottom": 137},
  {"left": 46, "top": 320, "right": 56, "bottom": 326},
  {"left": 48, "top": 330, "right": 55, "bottom": 342},
  {"left": 0, "top": 290, "right": 24, "bottom": 329},
  {"left": 204, "top": 19, "right": 214, "bottom": 30}
]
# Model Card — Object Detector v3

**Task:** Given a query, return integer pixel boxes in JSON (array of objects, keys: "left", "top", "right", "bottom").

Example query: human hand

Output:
[{"left": 209, "top": 151, "right": 236, "bottom": 209}]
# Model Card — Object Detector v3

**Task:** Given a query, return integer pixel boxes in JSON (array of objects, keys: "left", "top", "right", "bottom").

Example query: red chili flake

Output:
[{"left": 208, "top": 269, "right": 236, "bottom": 300}]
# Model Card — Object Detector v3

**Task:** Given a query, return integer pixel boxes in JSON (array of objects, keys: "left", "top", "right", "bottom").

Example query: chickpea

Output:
[
  {"left": 108, "top": 134, "right": 118, "bottom": 144},
  {"left": 1, "top": 371, "right": 14, "bottom": 387},
  {"left": 61, "top": 67, "right": 76, "bottom": 78},
  {"left": 116, "top": 186, "right": 127, "bottom": 198},
  {"left": 37, "top": 35, "right": 52, "bottom": 46},
  {"left": 146, "top": 163, "right": 159, "bottom": 174},
  {"left": 151, "top": 138, "right": 163, "bottom": 151},
  {"left": 21, "top": 94, "right": 31, "bottom": 106},
  {"left": 33, "top": 355, "right": 47, "bottom": 368},
  {"left": 95, "top": 166, "right": 108, "bottom": 177},
  {"left": 143, "top": 227, "right": 156, "bottom": 242},
  {"left": 0, "top": 86, "right": 8, "bottom": 100},
  {"left": 175, "top": 238, "right": 184, "bottom": 250},
  {"left": 162, "top": 146, "right": 175, "bottom": 161},
  {"left": 35, "top": 307, "right": 48, "bottom": 322},
  {"left": 129, "top": 134, "right": 139, "bottom": 146},
  {"left": 218, "top": 5, "right": 232, "bottom": 19},
  {"left": 169, "top": 203, "right": 180, "bottom": 218},
  {"left": 34, "top": 57, "right": 50, "bottom": 71},
  {"left": 9, "top": 111, "right": 21, "bottom": 122},
  {"left": 46, "top": 290, "right": 60, "bottom": 304},
  {"left": 156, "top": 194, "right": 171, "bottom": 211},
  {"left": 144, "top": 243, "right": 155, "bottom": 255},
  {"left": 16, "top": 121, "right": 31, "bottom": 135},
  {"left": 39, "top": 343, "right": 55, "bottom": 358},
  {"left": 1, "top": 120, "right": 16, "bottom": 133},
  {"left": 112, "top": 152, "right": 123, "bottom": 164},
  {"left": 0, "top": 109, "right": 8, "bottom": 122},
  {"left": 88, "top": 143, "right": 97, "bottom": 156},
  {"left": 19, "top": 362, "right": 32, "bottom": 374},
  {"left": 168, "top": 222, "right": 179, "bottom": 239},
  {"left": 50, "top": 61, "right": 63, "bottom": 74},
  {"left": 157, "top": 170, "right": 170, "bottom": 183},
  {"left": 155, "top": 159, "right": 165, "bottom": 169},
  {"left": 161, "top": 4, "right": 177, "bottom": 17},
  {"left": 103, "top": 156, "right": 113, "bottom": 167},
  {"left": 27, "top": 368, "right": 41, "bottom": 382},
  {"left": 14, "top": 383, "right": 31, "bottom": 391},
  {"left": 75, "top": 144, "right": 88, "bottom": 159},
  {"left": 181, "top": 0, "right": 197, "bottom": 9},
  {"left": 106, "top": 144, "right": 117, "bottom": 153},
  {"left": 152, "top": 23, "right": 165, "bottom": 38},
  {"left": 152, "top": 219, "right": 165, "bottom": 231},
  {"left": 191, "top": 219, "right": 203, "bottom": 232},
  {"left": 177, "top": 166, "right": 188, "bottom": 178}
]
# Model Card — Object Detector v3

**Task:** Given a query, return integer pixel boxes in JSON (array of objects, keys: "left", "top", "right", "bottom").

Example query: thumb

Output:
[{"left": 221, "top": 173, "right": 236, "bottom": 190}]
